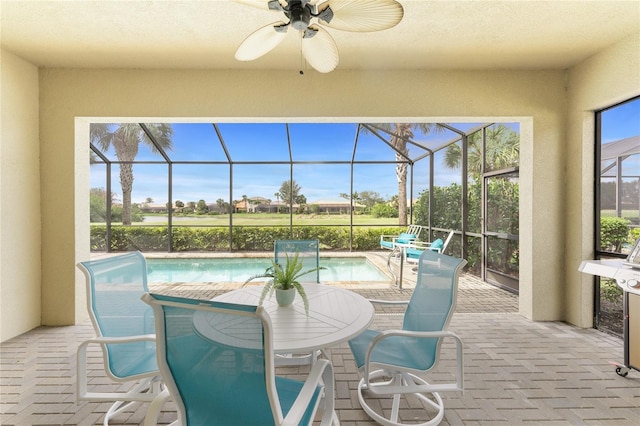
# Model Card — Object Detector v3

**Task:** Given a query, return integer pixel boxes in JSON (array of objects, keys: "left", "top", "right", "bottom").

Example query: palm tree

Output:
[
  {"left": 90, "top": 123, "right": 173, "bottom": 225},
  {"left": 274, "top": 192, "right": 281, "bottom": 213},
  {"left": 443, "top": 124, "right": 519, "bottom": 180},
  {"left": 242, "top": 194, "right": 249, "bottom": 213},
  {"left": 340, "top": 191, "right": 361, "bottom": 213},
  {"left": 363, "top": 123, "right": 444, "bottom": 226}
]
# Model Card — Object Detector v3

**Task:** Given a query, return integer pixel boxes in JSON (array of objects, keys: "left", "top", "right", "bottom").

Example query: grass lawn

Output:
[
  {"left": 600, "top": 210, "right": 640, "bottom": 220},
  {"left": 123, "top": 213, "right": 402, "bottom": 227}
]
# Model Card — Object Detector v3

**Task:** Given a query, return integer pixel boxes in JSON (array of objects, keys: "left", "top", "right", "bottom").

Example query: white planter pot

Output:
[{"left": 275, "top": 288, "right": 296, "bottom": 307}]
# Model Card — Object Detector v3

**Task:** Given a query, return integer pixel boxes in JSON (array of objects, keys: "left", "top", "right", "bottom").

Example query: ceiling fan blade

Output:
[
  {"left": 233, "top": 0, "right": 286, "bottom": 11},
  {"left": 317, "top": 0, "right": 404, "bottom": 32},
  {"left": 235, "top": 21, "right": 289, "bottom": 61},
  {"left": 301, "top": 25, "right": 339, "bottom": 73}
]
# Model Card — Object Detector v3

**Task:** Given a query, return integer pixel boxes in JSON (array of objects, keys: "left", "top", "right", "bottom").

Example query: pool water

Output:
[{"left": 146, "top": 257, "right": 389, "bottom": 283}]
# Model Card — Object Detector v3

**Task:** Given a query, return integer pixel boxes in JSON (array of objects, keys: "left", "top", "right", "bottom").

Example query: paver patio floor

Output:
[{"left": 1, "top": 256, "right": 639, "bottom": 425}]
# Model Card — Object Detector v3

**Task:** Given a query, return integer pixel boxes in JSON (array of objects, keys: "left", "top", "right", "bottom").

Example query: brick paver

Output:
[{"left": 1, "top": 256, "right": 638, "bottom": 425}]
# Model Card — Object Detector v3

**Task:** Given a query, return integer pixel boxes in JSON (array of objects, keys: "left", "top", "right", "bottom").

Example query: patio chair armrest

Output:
[
  {"left": 407, "top": 241, "right": 431, "bottom": 248},
  {"left": 82, "top": 334, "right": 156, "bottom": 345},
  {"left": 76, "top": 335, "right": 157, "bottom": 401},
  {"left": 76, "top": 335, "right": 156, "bottom": 368},
  {"left": 371, "top": 329, "right": 462, "bottom": 342},
  {"left": 283, "top": 358, "right": 335, "bottom": 426},
  {"left": 366, "top": 299, "right": 409, "bottom": 306},
  {"left": 364, "top": 330, "right": 464, "bottom": 391},
  {"left": 405, "top": 241, "right": 443, "bottom": 254}
]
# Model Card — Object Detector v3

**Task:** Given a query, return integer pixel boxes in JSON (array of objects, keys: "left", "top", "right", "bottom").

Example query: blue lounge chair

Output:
[
  {"left": 379, "top": 225, "right": 423, "bottom": 250},
  {"left": 141, "top": 293, "right": 338, "bottom": 426},
  {"left": 405, "top": 231, "right": 455, "bottom": 264},
  {"left": 349, "top": 250, "right": 467, "bottom": 426}
]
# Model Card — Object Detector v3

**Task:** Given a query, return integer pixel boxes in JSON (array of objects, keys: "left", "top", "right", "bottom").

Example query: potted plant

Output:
[{"left": 243, "top": 252, "right": 325, "bottom": 315}]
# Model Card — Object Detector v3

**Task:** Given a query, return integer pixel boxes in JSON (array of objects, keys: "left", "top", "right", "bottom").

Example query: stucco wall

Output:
[
  {"left": 565, "top": 32, "right": 640, "bottom": 327},
  {"left": 0, "top": 33, "right": 633, "bottom": 335},
  {"left": 38, "top": 68, "right": 567, "bottom": 326},
  {"left": 0, "top": 50, "right": 42, "bottom": 341}
]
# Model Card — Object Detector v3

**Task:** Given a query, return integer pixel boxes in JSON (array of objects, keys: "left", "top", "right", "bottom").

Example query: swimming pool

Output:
[{"left": 146, "top": 257, "right": 389, "bottom": 283}]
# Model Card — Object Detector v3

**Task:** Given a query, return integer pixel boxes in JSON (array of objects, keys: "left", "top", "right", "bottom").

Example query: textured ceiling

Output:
[{"left": 1, "top": 0, "right": 639, "bottom": 71}]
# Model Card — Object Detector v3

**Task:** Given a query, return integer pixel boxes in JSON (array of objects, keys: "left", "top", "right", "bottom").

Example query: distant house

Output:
[
  {"left": 231, "top": 197, "right": 366, "bottom": 214},
  {"left": 255, "top": 201, "right": 288, "bottom": 213},
  {"left": 139, "top": 202, "right": 175, "bottom": 213},
  {"left": 310, "top": 200, "right": 364, "bottom": 214},
  {"left": 235, "top": 196, "right": 276, "bottom": 213}
]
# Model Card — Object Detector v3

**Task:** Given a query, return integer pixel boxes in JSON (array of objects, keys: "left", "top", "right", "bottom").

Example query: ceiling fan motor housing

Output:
[{"left": 288, "top": 1, "right": 311, "bottom": 30}]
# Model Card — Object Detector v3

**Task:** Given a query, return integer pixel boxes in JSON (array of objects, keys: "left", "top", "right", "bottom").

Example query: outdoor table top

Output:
[{"left": 194, "top": 283, "right": 374, "bottom": 354}]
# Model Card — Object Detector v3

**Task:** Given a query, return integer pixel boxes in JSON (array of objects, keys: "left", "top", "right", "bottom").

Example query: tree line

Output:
[{"left": 90, "top": 122, "right": 520, "bottom": 225}]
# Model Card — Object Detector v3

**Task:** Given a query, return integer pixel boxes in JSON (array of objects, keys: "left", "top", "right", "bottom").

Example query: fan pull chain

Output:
[{"left": 299, "top": 36, "right": 305, "bottom": 75}]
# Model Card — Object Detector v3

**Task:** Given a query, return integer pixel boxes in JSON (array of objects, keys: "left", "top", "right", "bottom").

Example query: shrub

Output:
[
  {"left": 89, "top": 225, "right": 395, "bottom": 252},
  {"left": 371, "top": 203, "right": 397, "bottom": 218},
  {"left": 600, "top": 216, "right": 630, "bottom": 252},
  {"left": 600, "top": 278, "right": 623, "bottom": 303}
]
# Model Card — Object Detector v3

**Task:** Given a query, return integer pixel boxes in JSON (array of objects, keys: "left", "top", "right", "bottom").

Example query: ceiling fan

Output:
[{"left": 234, "top": 0, "right": 404, "bottom": 73}]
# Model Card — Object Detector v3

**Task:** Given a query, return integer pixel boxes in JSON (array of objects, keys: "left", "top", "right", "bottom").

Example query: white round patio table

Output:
[{"left": 194, "top": 283, "right": 374, "bottom": 354}]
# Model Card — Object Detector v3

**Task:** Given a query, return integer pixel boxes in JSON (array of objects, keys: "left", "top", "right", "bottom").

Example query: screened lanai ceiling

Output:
[
  {"left": 601, "top": 135, "right": 640, "bottom": 160},
  {"left": 2, "top": 1, "right": 639, "bottom": 72},
  {"left": 601, "top": 135, "right": 640, "bottom": 178},
  {"left": 91, "top": 122, "right": 488, "bottom": 164}
]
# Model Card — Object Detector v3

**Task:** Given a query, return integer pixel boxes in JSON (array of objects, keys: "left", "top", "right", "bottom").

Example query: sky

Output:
[
  {"left": 89, "top": 97, "right": 639, "bottom": 205},
  {"left": 601, "top": 97, "right": 640, "bottom": 143},
  {"left": 600, "top": 97, "right": 640, "bottom": 176},
  {"left": 91, "top": 122, "right": 479, "bottom": 205}
]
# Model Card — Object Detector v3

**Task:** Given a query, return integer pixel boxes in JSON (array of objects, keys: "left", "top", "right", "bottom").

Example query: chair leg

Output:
[
  {"left": 143, "top": 387, "right": 172, "bottom": 426},
  {"left": 103, "top": 377, "right": 163, "bottom": 426},
  {"left": 357, "top": 370, "right": 445, "bottom": 426},
  {"left": 274, "top": 349, "right": 325, "bottom": 366}
]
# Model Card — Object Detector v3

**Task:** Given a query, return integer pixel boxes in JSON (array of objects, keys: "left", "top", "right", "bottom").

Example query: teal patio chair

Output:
[
  {"left": 274, "top": 239, "right": 323, "bottom": 365},
  {"left": 405, "top": 231, "right": 455, "bottom": 264},
  {"left": 76, "top": 252, "right": 162, "bottom": 426},
  {"left": 275, "top": 239, "right": 321, "bottom": 283},
  {"left": 141, "top": 293, "right": 337, "bottom": 426},
  {"left": 348, "top": 250, "right": 467, "bottom": 426}
]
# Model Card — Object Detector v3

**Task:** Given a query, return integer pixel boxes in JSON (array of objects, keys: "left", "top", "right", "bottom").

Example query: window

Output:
[{"left": 595, "top": 96, "right": 640, "bottom": 335}]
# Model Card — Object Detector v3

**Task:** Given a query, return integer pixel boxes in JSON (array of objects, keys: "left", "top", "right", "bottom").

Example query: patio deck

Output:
[{"left": 1, "top": 268, "right": 639, "bottom": 425}]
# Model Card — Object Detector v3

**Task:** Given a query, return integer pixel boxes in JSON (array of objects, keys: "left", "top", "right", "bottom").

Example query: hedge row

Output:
[{"left": 90, "top": 225, "right": 405, "bottom": 252}]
